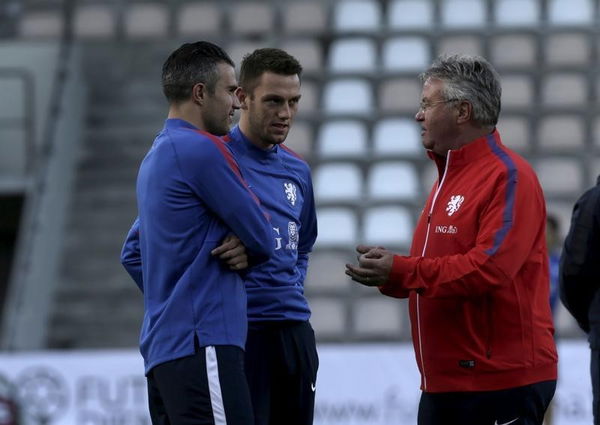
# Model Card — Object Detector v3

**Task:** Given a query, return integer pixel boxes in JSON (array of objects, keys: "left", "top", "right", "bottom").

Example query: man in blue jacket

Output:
[
  {"left": 121, "top": 41, "right": 273, "bottom": 425},
  {"left": 226, "top": 48, "right": 318, "bottom": 425}
]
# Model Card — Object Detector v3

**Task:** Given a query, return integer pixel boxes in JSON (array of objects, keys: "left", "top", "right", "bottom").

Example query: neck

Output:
[
  {"left": 168, "top": 102, "right": 205, "bottom": 131},
  {"left": 449, "top": 125, "right": 494, "bottom": 153}
]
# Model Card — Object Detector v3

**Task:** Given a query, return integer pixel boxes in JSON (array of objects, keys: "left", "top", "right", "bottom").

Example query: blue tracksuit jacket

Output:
[
  {"left": 121, "top": 118, "right": 273, "bottom": 374},
  {"left": 225, "top": 126, "right": 317, "bottom": 322}
]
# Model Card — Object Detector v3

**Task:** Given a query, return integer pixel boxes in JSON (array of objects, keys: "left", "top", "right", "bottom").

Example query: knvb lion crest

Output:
[
  {"left": 446, "top": 195, "right": 464, "bottom": 216},
  {"left": 284, "top": 182, "right": 297, "bottom": 206}
]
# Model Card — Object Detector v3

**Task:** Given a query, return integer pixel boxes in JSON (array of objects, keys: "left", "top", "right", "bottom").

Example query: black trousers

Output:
[
  {"left": 591, "top": 348, "right": 600, "bottom": 425},
  {"left": 147, "top": 345, "right": 254, "bottom": 425},
  {"left": 245, "top": 320, "right": 319, "bottom": 425},
  {"left": 417, "top": 380, "right": 556, "bottom": 425}
]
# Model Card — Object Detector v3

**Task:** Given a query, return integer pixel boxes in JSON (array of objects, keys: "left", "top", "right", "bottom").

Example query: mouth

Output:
[{"left": 271, "top": 123, "right": 289, "bottom": 133}]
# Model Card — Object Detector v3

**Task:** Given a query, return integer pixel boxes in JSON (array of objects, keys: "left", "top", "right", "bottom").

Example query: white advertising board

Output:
[{"left": 0, "top": 341, "right": 592, "bottom": 425}]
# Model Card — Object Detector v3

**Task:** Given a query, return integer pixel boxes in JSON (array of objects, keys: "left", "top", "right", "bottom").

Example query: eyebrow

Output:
[{"left": 262, "top": 94, "right": 302, "bottom": 101}]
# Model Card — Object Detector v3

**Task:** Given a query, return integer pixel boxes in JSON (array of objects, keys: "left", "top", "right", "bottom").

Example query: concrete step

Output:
[
  {"left": 48, "top": 319, "right": 142, "bottom": 349},
  {"left": 48, "top": 40, "right": 182, "bottom": 349}
]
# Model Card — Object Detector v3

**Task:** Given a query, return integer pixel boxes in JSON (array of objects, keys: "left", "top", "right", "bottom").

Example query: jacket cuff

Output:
[{"left": 378, "top": 255, "right": 410, "bottom": 298}]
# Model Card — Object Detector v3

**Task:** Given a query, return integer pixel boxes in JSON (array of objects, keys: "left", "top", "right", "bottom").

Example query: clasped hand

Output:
[{"left": 211, "top": 234, "right": 248, "bottom": 270}]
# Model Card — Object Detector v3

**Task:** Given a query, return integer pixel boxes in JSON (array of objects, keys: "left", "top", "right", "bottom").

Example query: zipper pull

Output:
[{"left": 427, "top": 214, "right": 431, "bottom": 224}]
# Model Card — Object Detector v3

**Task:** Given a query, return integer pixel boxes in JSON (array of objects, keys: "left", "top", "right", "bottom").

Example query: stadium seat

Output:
[
  {"left": 383, "top": 37, "right": 430, "bottom": 72},
  {"left": 353, "top": 297, "right": 403, "bottom": 337},
  {"left": 305, "top": 251, "right": 353, "bottom": 291},
  {"left": 297, "top": 80, "right": 319, "bottom": 117},
  {"left": 363, "top": 206, "right": 413, "bottom": 246},
  {"left": 125, "top": 3, "right": 168, "bottom": 38},
  {"left": 317, "top": 120, "right": 368, "bottom": 158},
  {"left": 323, "top": 79, "right": 373, "bottom": 115},
  {"left": 314, "top": 163, "right": 363, "bottom": 201},
  {"left": 437, "top": 35, "right": 482, "bottom": 57},
  {"left": 538, "top": 116, "right": 584, "bottom": 150},
  {"left": 328, "top": 38, "right": 377, "bottom": 73},
  {"left": 495, "top": 0, "right": 539, "bottom": 26},
  {"left": 316, "top": 208, "right": 358, "bottom": 246},
  {"left": 373, "top": 118, "right": 422, "bottom": 156},
  {"left": 548, "top": 0, "right": 593, "bottom": 26},
  {"left": 230, "top": 2, "right": 273, "bottom": 35},
  {"left": 542, "top": 73, "right": 587, "bottom": 107},
  {"left": 378, "top": 78, "right": 420, "bottom": 112},
  {"left": 18, "top": 10, "right": 63, "bottom": 38},
  {"left": 591, "top": 158, "right": 600, "bottom": 184},
  {"left": 536, "top": 159, "right": 582, "bottom": 195},
  {"left": 279, "top": 40, "right": 322, "bottom": 73},
  {"left": 177, "top": 3, "right": 221, "bottom": 36},
  {"left": 594, "top": 118, "right": 600, "bottom": 148},
  {"left": 496, "top": 117, "right": 529, "bottom": 151},
  {"left": 333, "top": 0, "right": 381, "bottom": 32},
  {"left": 388, "top": 0, "right": 433, "bottom": 29},
  {"left": 490, "top": 35, "right": 537, "bottom": 68},
  {"left": 367, "top": 162, "right": 419, "bottom": 200},
  {"left": 546, "top": 201, "right": 575, "bottom": 241},
  {"left": 73, "top": 4, "right": 116, "bottom": 38},
  {"left": 310, "top": 298, "right": 347, "bottom": 336},
  {"left": 441, "top": 0, "right": 486, "bottom": 28},
  {"left": 227, "top": 40, "right": 268, "bottom": 70},
  {"left": 283, "top": 121, "right": 312, "bottom": 158},
  {"left": 283, "top": 2, "right": 328, "bottom": 34},
  {"left": 502, "top": 75, "right": 534, "bottom": 108},
  {"left": 421, "top": 162, "right": 439, "bottom": 191},
  {"left": 545, "top": 34, "right": 590, "bottom": 66}
]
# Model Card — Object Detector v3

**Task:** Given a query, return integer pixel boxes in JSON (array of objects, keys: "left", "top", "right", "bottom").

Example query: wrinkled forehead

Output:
[{"left": 421, "top": 77, "right": 445, "bottom": 99}]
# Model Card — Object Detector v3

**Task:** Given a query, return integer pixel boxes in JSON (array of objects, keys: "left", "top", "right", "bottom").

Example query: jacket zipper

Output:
[{"left": 417, "top": 152, "right": 451, "bottom": 391}]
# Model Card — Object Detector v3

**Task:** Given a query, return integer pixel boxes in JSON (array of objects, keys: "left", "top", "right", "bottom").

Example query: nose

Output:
[
  {"left": 232, "top": 93, "right": 241, "bottom": 109},
  {"left": 415, "top": 109, "right": 424, "bottom": 121},
  {"left": 278, "top": 103, "right": 291, "bottom": 119}
]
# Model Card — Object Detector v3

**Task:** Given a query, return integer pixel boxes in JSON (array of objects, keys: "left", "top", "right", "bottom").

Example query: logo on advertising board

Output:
[
  {"left": 16, "top": 367, "right": 68, "bottom": 424},
  {"left": 0, "top": 356, "right": 151, "bottom": 425},
  {"left": 0, "top": 373, "right": 19, "bottom": 425}
]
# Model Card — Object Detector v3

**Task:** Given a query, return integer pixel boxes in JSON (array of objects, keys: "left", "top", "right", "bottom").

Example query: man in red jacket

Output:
[{"left": 346, "top": 54, "right": 557, "bottom": 425}]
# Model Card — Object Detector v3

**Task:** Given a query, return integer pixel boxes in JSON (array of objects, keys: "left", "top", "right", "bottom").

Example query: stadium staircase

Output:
[{"left": 45, "top": 42, "right": 174, "bottom": 348}]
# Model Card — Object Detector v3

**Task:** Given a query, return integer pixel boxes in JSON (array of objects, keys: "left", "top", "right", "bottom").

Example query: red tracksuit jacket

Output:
[{"left": 380, "top": 130, "right": 558, "bottom": 392}]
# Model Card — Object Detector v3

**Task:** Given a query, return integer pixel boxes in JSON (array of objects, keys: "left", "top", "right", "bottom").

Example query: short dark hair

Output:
[
  {"left": 239, "top": 48, "right": 302, "bottom": 95},
  {"left": 161, "top": 41, "right": 234, "bottom": 104}
]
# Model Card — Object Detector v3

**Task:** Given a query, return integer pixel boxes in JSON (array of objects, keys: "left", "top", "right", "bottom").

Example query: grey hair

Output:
[{"left": 420, "top": 54, "right": 502, "bottom": 126}]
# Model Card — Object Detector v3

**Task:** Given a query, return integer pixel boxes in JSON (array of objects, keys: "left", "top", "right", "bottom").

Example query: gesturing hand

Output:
[{"left": 345, "top": 245, "right": 394, "bottom": 287}]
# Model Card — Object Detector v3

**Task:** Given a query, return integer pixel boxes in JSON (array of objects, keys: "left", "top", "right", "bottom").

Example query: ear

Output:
[
  {"left": 192, "top": 83, "right": 205, "bottom": 105},
  {"left": 456, "top": 101, "right": 472, "bottom": 124},
  {"left": 236, "top": 87, "right": 250, "bottom": 110}
]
